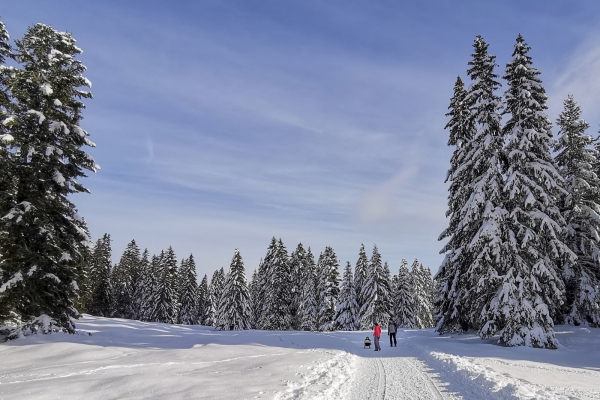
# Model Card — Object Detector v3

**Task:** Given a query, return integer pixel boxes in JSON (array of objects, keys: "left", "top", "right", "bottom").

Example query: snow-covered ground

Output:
[{"left": 1, "top": 316, "right": 599, "bottom": 399}]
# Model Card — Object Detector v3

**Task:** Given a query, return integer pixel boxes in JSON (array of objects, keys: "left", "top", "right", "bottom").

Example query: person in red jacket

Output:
[{"left": 373, "top": 323, "right": 382, "bottom": 351}]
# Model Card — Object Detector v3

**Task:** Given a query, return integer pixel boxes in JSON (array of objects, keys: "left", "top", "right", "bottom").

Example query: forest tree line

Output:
[{"left": 82, "top": 235, "right": 435, "bottom": 331}]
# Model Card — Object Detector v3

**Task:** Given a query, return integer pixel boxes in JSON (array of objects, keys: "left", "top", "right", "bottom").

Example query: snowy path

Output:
[{"left": 346, "top": 356, "right": 445, "bottom": 400}]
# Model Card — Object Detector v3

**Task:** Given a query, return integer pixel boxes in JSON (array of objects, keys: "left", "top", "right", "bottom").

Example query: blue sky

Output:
[{"left": 4, "top": 1, "right": 600, "bottom": 278}]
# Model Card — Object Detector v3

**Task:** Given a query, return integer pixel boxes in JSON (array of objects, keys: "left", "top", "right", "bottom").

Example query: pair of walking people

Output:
[{"left": 372, "top": 319, "right": 398, "bottom": 351}]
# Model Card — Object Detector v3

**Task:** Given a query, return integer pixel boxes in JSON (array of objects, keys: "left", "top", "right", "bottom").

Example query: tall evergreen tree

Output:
[
  {"left": 86, "top": 235, "right": 113, "bottom": 317},
  {"left": 555, "top": 95, "right": 600, "bottom": 326},
  {"left": 151, "top": 251, "right": 177, "bottom": 323},
  {"left": 360, "top": 245, "right": 389, "bottom": 328},
  {"left": 382, "top": 261, "right": 394, "bottom": 318},
  {"left": 257, "top": 238, "right": 277, "bottom": 328},
  {"left": 480, "top": 35, "right": 573, "bottom": 348},
  {"left": 140, "top": 252, "right": 159, "bottom": 322},
  {"left": 111, "top": 240, "right": 141, "bottom": 319},
  {"left": 394, "top": 259, "right": 416, "bottom": 328},
  {"left": 178, "top": 255, "right": 198, "bottom": 325},
  {"left": 248, "top": 268, "right": 260, "bottom": 328},
  {"left": 334, "top": 261, "right": 359, "bottom": 331},
  {"left": 0, "top": 23, "right": 96, "bottom": 333},
  {"left": 300, "top": 248, "right": 318, "bottom": 331},
  {"left": 135, "top": 249, "right": 150, "bottom": 320},
  {"left": 412, "top": 261, "right": 434, "bottom": 328},
  {"left": 354, "top": 244, "right": 369, "bottom": 329},
  {"left": 316, "top": 246, "right": 340, "bottom": 331},
  {"left": 206, "top": 267, "right": 225, "bottom": 327},
  {"left": 217, "top": 249, "right": 253, "bottom": 330},
  {"left": 289, "top": 243, "right": 308, "bottom": 330},
  {"left": 435, "top": 76, "right": 476, "bottom": 334},
  {"left": 262, "top": 239, "right": 292, "bottom": 330},
  {"left": 197, "top": 274, "right": 209, "bottom": 325},
  {"left": 438, "top": 36, "right": 509, "bottom": 338}
]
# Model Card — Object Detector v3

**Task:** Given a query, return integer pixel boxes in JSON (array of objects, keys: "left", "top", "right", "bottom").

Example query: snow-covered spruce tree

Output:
[
  {"left": 382, "top": 261, "right": 394, "bottom": 319},
  {"left": 360, "top": 245, "right": 389, "bottom": 328},
  {"left": 206, "top": 267, "right": 225, "bottom": 327},
  {"left": 151, "top": 251, "right": 177, "bottom": 323},
  {"left": 140, "top": 252, "right": 160, "bottom": 322},
  {"left": 217, "top": 249, "right": 252, "bottom": 330},
  {"left": 316, "top": 246, "right": 340, "bottom": 331},
  {"left": 86, "top": 234, "right": 113, "bottom": 317},
  {"left": 178, "top": 255, "right": 198, "bottom": 325},
  {"left": 394, "top": 259, "right": 416, "bottom": 328},
  {"left": 354, "top": 244, "right": 369, "bottom": 329},
  {"left": 135, "top": 249, "right": 150, "bottom": 320},
  {"left": 0, "top": 24, "right": 96, "bottom": 333},
  {"left": 110, "top": 240, "right": 141, "bottom": 319},
  {"left": 262, "top": 239, "right": 292, "bottom": 330},
  {"left": 481, "top": 35, "right": 574, "bottom": 348},
  {"left": 300, "top": 247, "right": 318, "bottom": 331},
  {"left": 162, "top": 246, "right": 179, "bottom": 317},
  {"left": 435, "top": 76, "right": 477, "bottom": 334},
  {"left": 256, "top": 238, "right": 277, "bottom": 328},
  {"left": 412, "top": 261, "right": 434, "bottom": 328},
  {"left": 334, "top": 261, "right": 359, "bottom": 330},
  {"left": 110, "top": 254, "right": 132, "bottom": 319},
  {"left": 441, "top": 36, "right": 509, "bottom": 336},
  {"left": 554, "top": 95, "right": 600, "bottom": 326},
  {"left": 196, "top": 274, "right": 209, "bottom": 325},
  {"left": 248, "top": 268, "right": 260, "bottom": 328},
  {"left": 122, "top": 240, "right": 142, "bottom": 319},
  {"left": 289, "top": 243, "right": 308, "bottom": 330}
]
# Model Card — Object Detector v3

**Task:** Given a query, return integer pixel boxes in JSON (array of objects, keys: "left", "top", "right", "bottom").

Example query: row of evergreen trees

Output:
[
  {"left": 82, "top": 236, "right": 435, "bottom": 331},
  {"left": 436, "top": 35, "right": 600, "bottom": 348},
  {"left": 0, "top": 19, "right": 96, "bottom": 333}
]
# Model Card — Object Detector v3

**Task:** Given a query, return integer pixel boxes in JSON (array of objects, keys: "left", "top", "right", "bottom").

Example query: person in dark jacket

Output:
[
  {"left": 388, "top": 319, "right": 397, "bottom": 347},
  {"left": 373, "top": 323, "right": 382, "bottom": 351}
]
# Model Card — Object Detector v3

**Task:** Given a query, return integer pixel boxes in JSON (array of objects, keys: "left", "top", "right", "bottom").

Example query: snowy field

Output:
[{"left": 1, "top": 316, "right": 599, "bottom": 400}]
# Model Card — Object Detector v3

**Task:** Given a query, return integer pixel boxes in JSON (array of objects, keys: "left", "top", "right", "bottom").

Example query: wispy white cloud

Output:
[{"left": 548, "top": 31, "right": 600, "bottom": 125}]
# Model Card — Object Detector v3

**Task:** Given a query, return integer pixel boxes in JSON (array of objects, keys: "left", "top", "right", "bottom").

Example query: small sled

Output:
[{"left": 364, "top": 336, "right": 371, "bottom": 349}]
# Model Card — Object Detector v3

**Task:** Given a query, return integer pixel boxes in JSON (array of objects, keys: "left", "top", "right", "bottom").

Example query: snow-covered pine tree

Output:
[
  {"left": 0, "top": 23, "right": 96, "bottom": 333},
  {"left": 354, "top": 244, "right": 369, "bottom": 329},
  {"left": 135, "top": 249, "right": 150, "bottom": 320},
  {"left": 196, "top": 274, "right": 209, "bottom": 325},
  {"left": 110, "top": 255, "right": 132, "bottom": 319},
  {"left": 554, "top": 95, "right": 600, "bottom": 326},
  {"left": 140, "top": 252, "right": 160, "bottom": 322},
  {"left": 394, "top": 259, "right": 416, "bottom": 328},
  {"left": 257, "top": 238, "right": 277, "bottom": 328},
  {"left": 334, "top": 261, "right": 359, "bottom": 330},
  {"left": 382, "top": 261, "right": 394, "bottom": 319},
  {"left": 178, "top": 255, "right": 198, "bottom": 325},
  {"left": 123, "top": 240, "right": 142, "bottom": 319},
  {"left": 111, "top": 240, "right": 141, "bottom": 319},
  {"left": 316, "top": 247, "right": 340, "bottom": 331},
  {"left": 360, "top": 245, "right": 389, "bottom": 328},
  {"left": 217, "top": 249, "right": 252, "bottom": 330},
  {"left": 86, "top": 234, "right": 113, "bottom": 317},
  {"left": 439, "top": 36, "right": 508, "bottom": 337},
  {"left": 248, "top": 268, "right": 260, "bottom": 328},
  {"left": 435, "top": 76, "right": 477, "bottom": 334},
  {"left": 481, "top": 35, "right": 574, "bottom": 348},
  {"left": 162, "top": 246, "right": 179, "bottom": 319},
  {"left": 412, "top": 261, "right": 434, "bottom": 328},
  {"left": 151, "top": 251, "right": 177, "bottom": 323},
  {"left": 289, "top": 243, "right": 308, "bottom": 330},
  {"left": 300, "top": 248, "right": 318, "bottom": 331},
  {"left": 262, "top": 239, "right": 292, "bottom": 330},
  {"left": 206, "top": 267, "right": 225, "bottom": 327}
]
